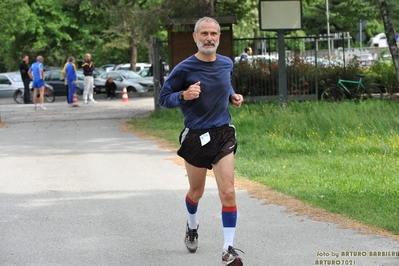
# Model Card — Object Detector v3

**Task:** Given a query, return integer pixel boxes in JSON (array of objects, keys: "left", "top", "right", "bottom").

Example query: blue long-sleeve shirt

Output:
[
  {"left": 65, "top": 62, "right": 76, "bottom": 82},
  {"left": 158, "top": 54, "right": 235, "bottom": 130}
]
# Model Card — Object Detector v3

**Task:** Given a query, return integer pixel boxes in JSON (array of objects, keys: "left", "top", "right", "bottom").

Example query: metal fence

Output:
[{"left": 232, "top": 37, "right": 327, "bottom": 101}]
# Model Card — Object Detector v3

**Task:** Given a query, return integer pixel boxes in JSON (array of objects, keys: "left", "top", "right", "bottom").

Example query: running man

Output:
[
  {"left": 28, "top": 55, "right": 46, "bottom": 110},
  {"left": 158, "top": 17, "right": 245, "bottom": 265}
]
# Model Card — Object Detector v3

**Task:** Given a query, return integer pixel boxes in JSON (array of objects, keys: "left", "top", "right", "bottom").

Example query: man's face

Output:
[
  {"left": 193, "top": 21, "right": 220, "bottom": 55},
  {"left": 23, "top": 56, "right": 29, "bottom": 63},
  {"left": 85, "top": 54, "right": 91, "bottom": 61},
  {"left": 248, "top": 48, "right": 253, "bottom": 55}
]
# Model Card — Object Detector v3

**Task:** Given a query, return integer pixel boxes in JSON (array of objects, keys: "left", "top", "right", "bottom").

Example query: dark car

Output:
[{"left": 44, "top": 69, "right": 85, "bottom": 96}]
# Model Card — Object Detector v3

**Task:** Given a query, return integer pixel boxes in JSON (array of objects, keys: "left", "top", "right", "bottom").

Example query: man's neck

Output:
[{"left": 195, "top": 52, "right": 216, "bottom": 62}]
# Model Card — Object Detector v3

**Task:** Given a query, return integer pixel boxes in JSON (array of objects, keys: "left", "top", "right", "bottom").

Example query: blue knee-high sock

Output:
[
  {"left": 186, "top": 195, "right": 198, "bottom": 229},
  {"left": 222, "top": 205, "right": 237, "bottom": 251}
]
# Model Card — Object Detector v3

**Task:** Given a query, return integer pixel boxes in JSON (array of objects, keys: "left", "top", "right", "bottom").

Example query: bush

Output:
[{"left": 233, "top": 58, "right": 399, "bottom": 97}]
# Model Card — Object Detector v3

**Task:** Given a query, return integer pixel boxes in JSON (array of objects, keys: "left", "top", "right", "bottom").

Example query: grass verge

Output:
[{"left": 126, "top": 100, "right": 399, "bottom": 235}]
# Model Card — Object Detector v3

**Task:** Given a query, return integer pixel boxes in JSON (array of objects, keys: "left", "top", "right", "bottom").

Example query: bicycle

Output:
[
  {"left": 321, "top": 73, "right": 383, "bottom": 101},
  {"left": 13, "top": 85, "right": 55, "bottom": 104}
]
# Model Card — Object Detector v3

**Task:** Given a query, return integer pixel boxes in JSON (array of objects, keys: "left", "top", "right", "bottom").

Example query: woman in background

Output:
[{"left": 105, "top": 77, "right": 117, "bottom": 100}]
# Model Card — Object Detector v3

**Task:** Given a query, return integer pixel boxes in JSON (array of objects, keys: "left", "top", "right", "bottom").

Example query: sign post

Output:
[{"left": 259, "top": 0, "right": 303, "bottom": 107}]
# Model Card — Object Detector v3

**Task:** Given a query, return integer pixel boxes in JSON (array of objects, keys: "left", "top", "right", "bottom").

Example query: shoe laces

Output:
[
  {"left": 186, "top": 228, "right": 198, "bottom": 242},
  {"left": 227, "top": 246, "right": 245, "bottom": 256}
]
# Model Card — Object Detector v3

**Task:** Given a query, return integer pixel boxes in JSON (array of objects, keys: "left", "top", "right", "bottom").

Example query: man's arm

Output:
[
  {"left": 39, "top": 64, "right": 44, "bottom": 80},
  {"left": 158, "top": 69, "right": 185, "bottom": 109},
  {"left": 28, "top": 68, "right": 33, "bottom": 80}
]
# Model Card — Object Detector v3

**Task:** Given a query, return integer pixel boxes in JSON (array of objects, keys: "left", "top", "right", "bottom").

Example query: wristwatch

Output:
[{"left": 178, "top": 91, "right": 185, "bottom": 101}]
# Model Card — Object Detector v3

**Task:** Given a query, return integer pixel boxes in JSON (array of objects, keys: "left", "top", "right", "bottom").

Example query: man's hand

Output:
[
  {"left": 183, "top": 81, "right": 201, "bottom": 100},
  {"left": 230, "top": 93, "right": 243, "bottom": 108}
]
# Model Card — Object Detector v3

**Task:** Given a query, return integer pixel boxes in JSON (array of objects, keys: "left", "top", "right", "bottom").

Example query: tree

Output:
[
  {"left": 0, "top": 0, "right": 31, "bottom": 71},
  {"left": 377, "top": 0, "right": 399, "bottom": 85}
]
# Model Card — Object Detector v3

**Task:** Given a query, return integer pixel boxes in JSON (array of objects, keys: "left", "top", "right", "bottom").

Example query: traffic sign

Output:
[
  {"left": 356, "top": 32, "right": 366, "bottom": 42},
  {"left": 357, "top": 20, "right": 367, "bottom": 30}
]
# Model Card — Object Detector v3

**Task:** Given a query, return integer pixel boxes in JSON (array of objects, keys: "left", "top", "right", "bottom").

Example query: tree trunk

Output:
[
  {"left": 130, "top": 28, "right": 138, "bottom": 72},
  {"left": 204, "top": 0, "right": 214, "bottom": 16},
  {"left": 378, "top": 0, "right": 399, "bottom": 92}
]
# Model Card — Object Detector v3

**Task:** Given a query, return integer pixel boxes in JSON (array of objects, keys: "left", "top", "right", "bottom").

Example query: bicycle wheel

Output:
[
  {"left": 13, "top": 90, "right": 24, "bottom": 104},
  {"left": 321, "top": 86, "right": 345, "bottom": 101},
  {"left": 44, "top": 87, "right": 55, "bottom": 103},
  {"left": 361, "top": 85, "right": 383, "bottom": 100}
]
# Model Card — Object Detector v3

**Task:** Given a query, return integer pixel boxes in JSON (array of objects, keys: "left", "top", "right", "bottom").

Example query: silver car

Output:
[
  {"left": 0, "top": 72, "right": 24, "bottom": 98},
  {"left": 94, "top": 70, "right": 154, "bottom": 94}
]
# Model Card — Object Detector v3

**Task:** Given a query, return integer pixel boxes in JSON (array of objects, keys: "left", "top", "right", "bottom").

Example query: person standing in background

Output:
[
  {"left": 239, "top": 47, "right": 252, "bottom": 63},
  {"left": 62, "top": 57, "right": 77, "bottom": 104},
  {"left": 19, "top": 55, "right": 31, "bottom": 104},
  {"left": 28, "top": 55, "right": 46, "bottom": 110},
  {"left": 82, "top": 53, "right": 96, "bottom": 104},
  {"left": 65, "top": 56, "right": 77, "bottom": 106}
]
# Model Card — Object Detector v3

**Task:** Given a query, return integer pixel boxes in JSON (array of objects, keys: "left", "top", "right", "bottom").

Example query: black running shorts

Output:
[{"left": 177, "top": 124, "right": 237, "bottom": 170}]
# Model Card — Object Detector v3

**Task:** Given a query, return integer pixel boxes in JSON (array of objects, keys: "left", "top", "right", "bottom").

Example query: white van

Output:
[
  {"left": 369, "top": 33, "right": 388, "bottom": 48},
  {"left": 113, "top": 63, "right": 151, "bottom": 72}
]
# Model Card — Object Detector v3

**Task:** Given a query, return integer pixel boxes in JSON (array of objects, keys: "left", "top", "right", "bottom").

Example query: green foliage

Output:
[
  {"left": 0, "top": 0, "right": 398, "bottom": 72},
  {"left": 232, "top": 58, "right": 367, "bottom": 97},
  {"left": 363, "top": 60, "right": 399, "bottom": 93},
  {"left": 127, "top": 100, "right": 399, "bottom": 234}
]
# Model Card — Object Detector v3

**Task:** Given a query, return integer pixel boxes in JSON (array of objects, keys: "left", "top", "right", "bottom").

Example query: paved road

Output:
[{"left": 0, "top": 96, "right": 398, "bottom": 266}]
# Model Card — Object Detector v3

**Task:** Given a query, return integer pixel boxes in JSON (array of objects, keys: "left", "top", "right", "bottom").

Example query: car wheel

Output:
[
  {"left": 127, "top": 86, "right": 136, "bottom": 93},
  {"left": 76, "top": 87, "right": 82, "bottom": 95}
]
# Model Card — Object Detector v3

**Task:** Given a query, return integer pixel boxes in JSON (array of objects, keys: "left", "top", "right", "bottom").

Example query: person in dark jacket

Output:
[
  {"left": 105, "top": 77, "right": 117, "bottom": 99},
  {"left": 82, "top": 53, "right": 96, "bottom": 104},
  {"left": 19, "top": 55, "right": 32, "bottom": 104}
]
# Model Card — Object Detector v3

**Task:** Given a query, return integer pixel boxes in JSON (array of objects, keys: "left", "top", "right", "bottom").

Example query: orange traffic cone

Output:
[
  {"left": 121, "top": 86, "right": 129, "bottom": 102},
  {"left": 72, "top": 92, "right": 79, "bottom": 107}
]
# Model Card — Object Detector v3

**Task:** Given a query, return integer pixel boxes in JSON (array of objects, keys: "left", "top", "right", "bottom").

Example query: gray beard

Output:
[{"left": 196, "top": 41, "right": 219, "bottom": 55}]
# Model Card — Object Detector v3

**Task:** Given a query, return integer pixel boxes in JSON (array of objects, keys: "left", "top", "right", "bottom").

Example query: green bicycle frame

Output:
[{"left": 337, "top": 78, "right": 365, "bottom": 94}]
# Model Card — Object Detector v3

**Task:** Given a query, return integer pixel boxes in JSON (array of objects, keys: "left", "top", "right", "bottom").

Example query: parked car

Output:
[
  {"left": 44, "top": 69, "right": 85, "bottom": 96},
  {"left": 0, "top": 72, "right": 24, "bottom": 98},
  {"left": 357, "top": 54, "right": 374, "bottom": 67},
  {"left": 137, "top": 68, "right": 168, "bottom": 82},
  {"left": 76, "top": 68, "right": 103, "bottom": 78},
  {"left": 99, "top": 64, "right": 116, "bottom": 72},
  {"left": 113, "top": 63, "right": 151, "bottom": 72},
  {"left": 94, "top": 70, "right": 154, "bottom": 94},
  {"left": 0, "top": 71, "right": 53, "bottom": 98}
]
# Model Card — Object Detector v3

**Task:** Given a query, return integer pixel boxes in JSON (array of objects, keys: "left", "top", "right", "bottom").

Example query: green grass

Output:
[{"left": 127, "top": 100, "right": 399, "bottom": 235}]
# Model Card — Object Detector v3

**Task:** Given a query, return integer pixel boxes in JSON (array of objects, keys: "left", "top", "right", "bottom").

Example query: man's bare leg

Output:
[{"left": 184, "top": 161, "right": 207, "bottom": 252}]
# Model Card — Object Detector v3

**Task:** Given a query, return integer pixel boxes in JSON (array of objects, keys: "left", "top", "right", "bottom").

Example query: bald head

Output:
[
  {"left": 85, "top": 53, "right": 91, "bottom": 61},
  {"left": 36, "top": 56, "right": 44, "bottom": 63}
]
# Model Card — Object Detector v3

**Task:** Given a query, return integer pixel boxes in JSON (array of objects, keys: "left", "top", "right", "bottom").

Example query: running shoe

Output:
[
  {"left": 40, "top": 106, "right": 47, "bottom": 110},
  {"left": 184, "top": 222, "right": 198, "bottom": 253},
  {"left": 222, "top": 246, "right": 244, "bottom": 266}
]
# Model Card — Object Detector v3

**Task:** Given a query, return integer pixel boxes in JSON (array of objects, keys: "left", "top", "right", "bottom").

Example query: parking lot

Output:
[{"left": 0, "top": 93, "right": 155, "bottom": 124}]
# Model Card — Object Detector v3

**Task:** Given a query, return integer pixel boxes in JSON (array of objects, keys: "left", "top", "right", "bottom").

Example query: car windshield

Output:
[
  {"left": 9, "top": 73, "right": 22, "bottom": 82},
  {"left": 120, "top": 71, "right": 142, "bottom": 79}
]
